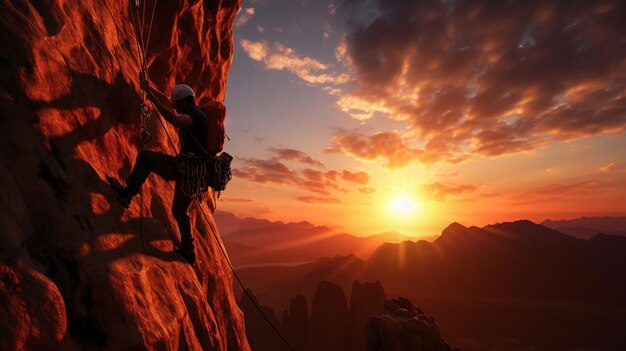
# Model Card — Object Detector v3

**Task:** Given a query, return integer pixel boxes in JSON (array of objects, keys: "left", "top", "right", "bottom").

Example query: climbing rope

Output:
[
  {"left": 159, "top": 125, "right": 296, "bottom": 351},
  {"left": 130, "top": 0, "right": 157, "bottom": 255},
  {"left": 127, "top": 2, "right": 296, "bottom": 350}
]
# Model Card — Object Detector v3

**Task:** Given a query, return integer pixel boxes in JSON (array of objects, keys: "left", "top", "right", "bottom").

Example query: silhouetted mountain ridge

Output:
[
  {"left": 216, "top": 211, "right": 423, "bottom": 265},
  {"left": 236, "top": 219, "right": 626, "bottom": 350},
  {"left": 239, "top": 219, "right": 626, "bottom": 312},
  {"left": 541, "top": 216, "right": 626, "bottom": 239}
]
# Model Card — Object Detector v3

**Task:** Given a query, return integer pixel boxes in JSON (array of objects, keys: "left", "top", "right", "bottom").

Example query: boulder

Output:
[{"left": 366, "top": 297, "right": 457, "bottom": 351}]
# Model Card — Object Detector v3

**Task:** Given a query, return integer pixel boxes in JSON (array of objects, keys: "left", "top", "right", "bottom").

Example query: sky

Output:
[{"left": 220, "top": 0, "right": 626, "bottom": 237}]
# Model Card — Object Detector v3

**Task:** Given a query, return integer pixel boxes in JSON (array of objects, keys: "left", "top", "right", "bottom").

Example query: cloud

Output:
[
  {"left": 301, "top": 168, "right": 338, "bottom": 194},
  {"left": 240, "top": 39, "right": 350, "bottom": 85},
  {"left": 239, "top": 39, "right": 266, "bottom": 61},
  {"left": 599, "top": 163, "right": 617, "bottom": 172},
  {"left": 328, "top": 0, "right": 626, "bottom": 165},
  {"left": 297, "top": 196, "right": 342, "bottom": 204},
  {"left": 326, "top": 130, "right": 467, "bottom": 167},
  {"left": 232, "top": 158, "right": 300, "bottom": 185},
  {"left": 341, "top": 170, "right": 369, "bottom": 184},
  {"left": 510, "top": 179, "right": 602, "bottom": 205},
  {"left": 271, "top": 148, "right": 324, "bottom": 167},
  {"left": 421, "top": 182, "right": 478, "bottom": 201},
  {"left": 506, "top": 175, "right": 626, "bottom": 205},
  {"left": 234, "top": 154, "right": 371, "bottom": 195},
  {"left": 326, "top": 130, "right": 419, "bottom": 167},
  {"left": 530, "top": 180, "right": 600, "bottom": 198},
  {"left": 236, "top": 7, "right": 255, "bottom": 27}
]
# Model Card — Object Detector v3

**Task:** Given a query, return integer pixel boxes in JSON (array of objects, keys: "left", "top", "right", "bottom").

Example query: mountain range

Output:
[
  {"left": 215, "top": 211, "right": 429, "bottom": 265},
  {"left": 234, "top": 219, "right": 626, "bottom": 350},
  {"left": 541, "top": 216, "right": 626, "bottom": 239}
]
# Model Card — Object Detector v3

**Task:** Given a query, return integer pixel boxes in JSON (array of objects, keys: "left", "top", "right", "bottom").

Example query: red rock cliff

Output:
[{"left": 0, "top": 0, "right": 249, "bottom": 350}]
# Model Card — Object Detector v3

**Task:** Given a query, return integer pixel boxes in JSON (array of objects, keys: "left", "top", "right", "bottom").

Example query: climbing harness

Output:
[
  {"left": 177, "top": 152, "right": 210, "bottom": 201},
  {"left": 183, "top": 129, "right": 233, "bottom": 200},
  {"left": 127, "top": 2, "right": 294, "bottom": 350}
]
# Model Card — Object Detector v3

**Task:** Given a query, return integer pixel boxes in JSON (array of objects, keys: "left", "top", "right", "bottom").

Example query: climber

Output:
[{"left": 107, "top": 72, "right": 209, "bottom": 265}]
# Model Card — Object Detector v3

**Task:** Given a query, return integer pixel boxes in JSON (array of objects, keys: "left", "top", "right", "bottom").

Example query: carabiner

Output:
[{"left": 141, "top": 103, "right": 151, "bottom": 118}]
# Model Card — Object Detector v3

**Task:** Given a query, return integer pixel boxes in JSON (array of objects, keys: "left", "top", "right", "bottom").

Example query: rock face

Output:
[
  {"left": 367, "top": 298, "right": 457, "bottom": 351},
  {"left": 0, "top": 0, "right": 249, "bottom": 350}
]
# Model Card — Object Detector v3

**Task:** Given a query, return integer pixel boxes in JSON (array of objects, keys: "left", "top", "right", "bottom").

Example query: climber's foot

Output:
[
  {"left": 174, "top": 246, "right": 196, "bottom": 265},
  {"left": 107, "top": 176, "right": 132, "bottom": 208}
]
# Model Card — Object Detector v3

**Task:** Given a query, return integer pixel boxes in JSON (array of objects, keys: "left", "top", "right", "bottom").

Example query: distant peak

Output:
[
  {"left": 485, "top": 219, "right": 537, "bottom": 229},
  {"left": 442, "top": 222, "right": 467, "bottom": 235}
]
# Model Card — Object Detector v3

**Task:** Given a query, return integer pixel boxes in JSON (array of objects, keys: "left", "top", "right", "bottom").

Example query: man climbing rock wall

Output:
[{"left": 0, "top": 1, "right": 249, "bottom": 350}]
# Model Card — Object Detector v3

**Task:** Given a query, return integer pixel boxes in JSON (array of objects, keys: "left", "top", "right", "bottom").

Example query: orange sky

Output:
[{"left": 218, "top": 0, "right": 626, "bottom": 237}]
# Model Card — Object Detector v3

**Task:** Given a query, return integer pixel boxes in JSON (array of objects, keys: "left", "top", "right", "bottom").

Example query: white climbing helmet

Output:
[{"left": 170, "top": 84, "right": 196, "bottom": 101}]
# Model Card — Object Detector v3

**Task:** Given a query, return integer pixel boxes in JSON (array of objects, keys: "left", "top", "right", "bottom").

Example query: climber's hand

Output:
[{"left": 139, "top": 71, "right": 150, "bottom": 92}]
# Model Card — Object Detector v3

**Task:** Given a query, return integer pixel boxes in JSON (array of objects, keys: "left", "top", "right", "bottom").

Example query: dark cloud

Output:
[
  {"left": 234, "top": 156, "right": 371, "bottom": 194},
  {"left": 301, "top": 168, "right": 339, "bottom": 194},
  {"left": 421, "top": 182, "right": 478, "bottom": 200},
  {"left": 271, "top": 148, "right": 325, "bottom": 167},
  {"left": 326, "top": 130, "right": 423, "bottom": 167},
  {"left": 326, "top": 130, "right": 468, "bottom": 167},
  {"left": 232, "top": 158, "right": 301, "bottom": 185},
  {"left": 331, "top": 0, "right": 626, "bottom": 165}
]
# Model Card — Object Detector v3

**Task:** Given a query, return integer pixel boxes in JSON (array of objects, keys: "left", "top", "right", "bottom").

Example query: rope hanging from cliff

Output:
[
  {"left": 154, "top": 92, "right": 297, "bottom": 351},
  {"left": 130, "top": 0, "right": 158, "bottom": 255},
  {"left": 198, "top": 204, "right": 297, "bottom": 351},
  {"left": 128, "top": 3, "right": 295, "bottom": 349},
  {"left": 154, "top": 119, "right": 297, "bottom": 351}
]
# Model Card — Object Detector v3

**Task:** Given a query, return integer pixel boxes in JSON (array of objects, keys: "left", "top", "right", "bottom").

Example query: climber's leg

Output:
[
  {"left": 125, "top": 150, "right": 176, "bottom": 196},
  {"left": 172, "top": 181, "right": 195, "bottom": 264}
]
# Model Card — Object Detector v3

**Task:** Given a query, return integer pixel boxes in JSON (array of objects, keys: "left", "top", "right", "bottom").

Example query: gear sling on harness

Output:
[
  {"left": 176, "top": 153, "right": 209, "bottom": 200},
  {"left": 180, "top": 126, "right": 233, "bottom": 200}
]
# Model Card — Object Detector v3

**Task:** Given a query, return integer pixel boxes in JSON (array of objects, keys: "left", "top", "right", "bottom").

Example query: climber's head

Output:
[{"left": 170, "top": 84, "right": 196, "bottom": 114}]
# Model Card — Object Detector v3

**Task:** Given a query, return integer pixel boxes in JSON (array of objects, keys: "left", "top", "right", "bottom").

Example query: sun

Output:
[{"left": 388, "top": 194, "right": 419, "bottom": 217}]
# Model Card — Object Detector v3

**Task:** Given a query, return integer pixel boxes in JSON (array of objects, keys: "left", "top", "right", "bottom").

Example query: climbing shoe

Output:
[
  {"left": 107, "top": 177, "right": 132, "bottom": 208},
  {"left": 174, "top": 246, "right": 196, "bottom": 265}
]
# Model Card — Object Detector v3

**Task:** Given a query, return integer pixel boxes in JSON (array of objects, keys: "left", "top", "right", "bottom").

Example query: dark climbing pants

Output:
[{"left": 125, "top": 150, "right": 194, "bottom": 250}]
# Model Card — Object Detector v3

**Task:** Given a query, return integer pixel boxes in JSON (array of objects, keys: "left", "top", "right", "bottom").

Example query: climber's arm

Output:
[
  {"left": 139, "top": 72, "right": 192, "bottom": 128},
  {"left": 148, "top": 86, "right": 170, "bottom": 107},
  {"left": 147, "top": 94, "right": 193, "bottom": 128}
]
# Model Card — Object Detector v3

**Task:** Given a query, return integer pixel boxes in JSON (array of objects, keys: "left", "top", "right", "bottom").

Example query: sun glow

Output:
[{"left": 389, "top": 194, "right": 419, "bottom": 217}]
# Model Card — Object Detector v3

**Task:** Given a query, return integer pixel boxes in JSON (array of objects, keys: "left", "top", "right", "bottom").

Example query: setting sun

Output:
[{"left": 389, "top": 195, "right": 419, "bottom": 217}]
